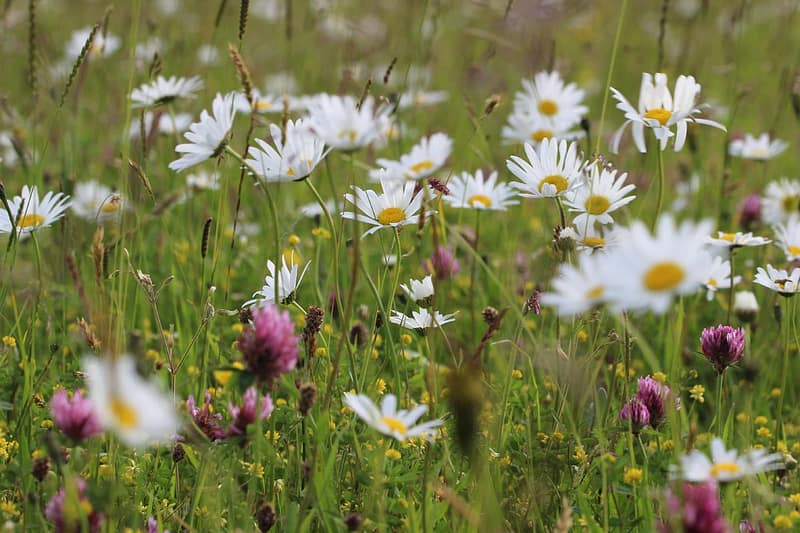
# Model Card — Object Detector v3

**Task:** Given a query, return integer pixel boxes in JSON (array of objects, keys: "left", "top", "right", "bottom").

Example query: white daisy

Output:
[
  {"left": 754, "top": 264, "right": 800, "bottom": 296},
  {"left": 672, "top": 437, "right": 783, "bottom": 482},
  {"left": 373, "top": 133, "right": 452, "bottom": 182},
  {"left": 564, "top": 162, "right": 636, "bottom": 227},
  {"left": 245, "top": 119, "right": 328, "bottom": 182},
  {"left": 305, "top": 94, "right": 390, "bottom": 151},
  {"left": 0, "top": 131, "right": 19, "bottom": 167},
  {"left": 130, "top": 75, "right": 203, "bottom": 107},
  {"left": 129, "top": 111, "right": 193, "bottom": 139},
  {"left": 83, "top": 355, "right": 179, "bottom": 448},
  {"left": 444, "top": 170, "right": 519, "bottom": 211},
  {"left": 400, "top": 275, "right": 434, "bottom": 304},
  {"left": 610, "top": 72, "right": 726, "bottom": 153},
  {"left": 602, "top": 215, "right": 714, "bottom": 313},
  {"left": 705, "top": 230, "right": 771, "bottom": 248},
  {"left": 169, "top": 92, "right": 236, "bottom": 172},
  {"left": 343, "top": 393, "right": 442, "bottom": 442},
  {"left": 0, "top": 185, "right": 71, "bottom": 237},
  {"left": 397, "top": 90, "right": 449, "bottom": 109},
  {"left": 233, "top": 89, "right": 284, "bottom": 114},
  {"left": 762, "top": 178, "right": 800, "bottom": 225},
  {"left": 540, "top": 253, "right": 610, "bottom": 316},
  {"left": 341, "top": 179, "right": 427, "bottom": 238},
  {"left": 566, "top": 222, "right": 621, "bottom": 253},
  {"left": 774, "top": 214, "right": 800, "bottom": 261},
  {"left": 245, "top": 253, "right": 310, "bottom": 306},
  {"left": 299, "top": 199, "right": 336, "bottom": 218},
  {"left": 65, "top": 27, "right": 121, "bottom": 61},
  {"left": 186, "top": 170, "right": 220, "bottom": 191},
  {"left": 512, "top": 71, "right": 588, "bottom": 129},
  {"left": 729, "top": 133, "right": 788, "bottom": 160},
  {"left": 70, "top": 180, "right": 124, "bottom": 222},
  {"left": 702, "top": 254, "right": 741, "bottom": 301},
  {"left": 501, "top": 108, "right": 585, "bottom": 146},
  {"left": 389, "top": 308, "right": 456, "bottom": 330},
  {"left": 506, "top": 138, "right": 586, "bottom": 199}
]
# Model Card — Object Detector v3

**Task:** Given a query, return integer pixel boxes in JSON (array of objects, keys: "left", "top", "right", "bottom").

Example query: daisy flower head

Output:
[
  {"left": 343, "top": 393, "right": 442, "bottom": 442},
  {"left": 762, "top": 178, "right": 800, "bottom": 225},
  {"left": 558, "top": 222, "right": 621, "bottom": 254},
  {"left": 754, "top": 264, "right": 800, "bottom": 296},
  {"left": 506, "top": 138, "right": 586, "bottom": 199},
  {"left": 513, "top": 71, "right": 588, "bottom": 128},
  {"left": 341, "top": 179, "right": 428, "bottom": 238},
  {"left": 610, "top": 72, "right": 726, "bottom": 153},
  {"left": 540, "top": 253, "right": 612, "bottom": 316},
  {"left": 729, "top": 132, "right": 788, "bottom": 160},
  {"left": 70, "top": 180, "right": 124, "bottom": 223},
  {"left": 501, "top": 108, "right": 584, "bottom": 146},
  {"left": 374, "top": 133, "right": 452, "bottom": 182},
  {"left": 774, "top": 214, "right": 800, "bottom": 261},
  {"left": 0, "top": 185, "right": 71, "bottom": 238},
  {"left": 602, "top": 215, "right": 714, "bottom": 313},
  {"left": 130, "top": 75, "right": 203, "bottom": 107},
  {"left": 186, "top": 170, "right": 220, "bottom": 191},
  {"left": 564, "top": 160, "right": 636, "bottom": 228},
  {"left": 83, "top": 355, "right": 179, "bottom": 448},
  {"left": 245, "top": 253, "right": 310, "bottom": 306},
  {"left": 169, "top": 92, "right": 236, "bottom": 172},
  {"left": 305, "top": 94, "right": 390, "bottom": 151},
  {"left": 702, "top": 254, "right": 740, "bottom": 301},
  {"left": 705, "top": 230, "right": 771, "bottom": 248},
  {"left": 233, "top": 89, "right": 283, "bottom": 114},
  {"left": 245, "top": 119, "right": 328, "bottom": 182},
  {"left": 400, "top": 275, "right": 434, "bottom": 305},
  {"left": 444, "top": 170, "right": 519, "bottom": 211},
  {"left": 397, "top": 89, "right": 449, "bottom": 109},
  {"left": 389, "top": 308, "right": 456, "bottom": 331},
  {"left": 672, "top": 437, "right": 783, "bottom": 482},
  {"left": 65, "top": 27, "right": 121, "bottom": 61}
]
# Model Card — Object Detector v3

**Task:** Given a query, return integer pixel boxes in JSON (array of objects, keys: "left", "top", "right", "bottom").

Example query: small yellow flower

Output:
[
  {"left": 573, "top": 444, "right": 588, "bottom": 463},
  {"left": 511, "top": 369, "right": 523, "bottom": 379},
  {"left": 536, "top": 432, "right": 548, "bottom": 443},
  {"left": 375, "top": 379, "right": 386, "bottom": 394},
  {"left": 265, "top": 431, "right": 280, "bottom": 443},
  {"left": 653, "top": 372, "right": 667, "bottom": 383},
  {"left": 772, "top": 388, "right": 783, "bottom": 398},
  {"left": 288, "top": 234, "right": 301, "bottom": 246},
  {"left": 551, "top": 431, "right": 564, "bottom": 443},
  {"left": 323, "top": 324, "right": 334, "bottom": 335},
  {"left": 2, "top": 336, "right": 16, "bottom": 348},
  {"left": 499, "top": 455, "right": 512, "bottom": 466},
  {"left": 576, "top": 330, "right": 588, "bottom": 342},
  {"left": 400, "top": 334, "right": 413, "bottom": 345},
  {"left": 689, "top": 384, "right": 705, "bottom": 403},
  {"left": 788, "top": 493, "right": 800, "bottom": 507},
  {"left": 757, "top": 427, "right": 773, "bottom": 439},
  {"left": 371, "top": 348, "right": 379, "bottom": 360},
  {"left": 736, "top": 412, "right": 749, "bottom": 423},
  {"left": 329, "top": 421, "right": 336, "bottom": 430},
  {"left": 311, "top": 227, "right": 331, "bottom": 239},
  {"left": 231, "top": 323, "right": 244, "bottom": 334},
  {"left": 755, "top": 416, "right": 768, "bottom": 426},
  {"left": 385, "top": 449, "right": 402, "bottom": 460},
  {"left": 774, "top": 515, "right": 793, "bottom": 529},
  {"left": 315, "top": 347, "right": 328, "bottom": 357},
  {"left": 187, "top": 365, "right": 200, "bottom": 378},
  {"left": 624, "top": 467, "right": 643, "bottom": 484}
]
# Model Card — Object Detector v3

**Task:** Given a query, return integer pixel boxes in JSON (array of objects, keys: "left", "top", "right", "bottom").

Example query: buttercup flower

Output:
[
  {"left": 344, "top": 393, "right": 442, "bottom": 441},
  {"left": 610, "top": 72, "right": 725, "bottom": 153}
]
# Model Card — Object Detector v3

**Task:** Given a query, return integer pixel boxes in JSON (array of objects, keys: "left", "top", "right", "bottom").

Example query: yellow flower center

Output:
[
  {"left": 16, "top": 214, "right": 44, "bottom": 228},
  {"left": 584, "top": 195, "right": 611, "bottom": 215},
  {"left": 782, "top": 195, "right": 800, "bottom": 212},
  {"left": 101, "top": 201, "right": 120, "bottom": 213},
  {"left": 338, "top": 130, "right": 357, "bottom": 142},
  {"left": 255, "top": 100, "right": 272, "bottom": 111},
  {"left": 377, "top": 207, "right": 406, "bottom": 225},
  {"left": 538, "top": 175, "right": 569, "bottom": 194},
  {"left": 719, "top": 232, "right": 736, "bottom": 242},
  {"left": 380, "top": 416, "right": 408, "bottom": 435},
  {"left": 643, "top": 108, "right": 672, "bottom": 126},
  {"left": 110, "top": 397, "right": 138, "bottom": 430},
  {"left": 585, "top": 285, "right": 605, "bottom": 299},
  {"left": 408, "top": 160, "right": 434, "bottom": 175},
  {"left": 709, "top": 461, "right": 740, "bottom": 478},
  {"left": 582, "top": 237, "right": 605, "bottom": 248},
  {"left": 287, "top": 167, "right": 296, "bottom": 176},
  {"left": 788, "top": 245, "right": 800, "bottom": 257},
  {"left": 531, "top": 129, "right": 553, "bottom": 142},
  {"left": 468, "top": 194, "right": 493, "bottom": 208},
  {"left": 707, "top": 277, "right": 718, "bottom": 287},
  {"left": 538, "top": 99, "right": 559, "bottom": 116},
  {"left": 643, "top": 261, "right": 685, "bottom": 292}
]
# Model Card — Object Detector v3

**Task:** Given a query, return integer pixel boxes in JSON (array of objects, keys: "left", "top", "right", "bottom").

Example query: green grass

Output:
[{"left": 1, "top": 0, "right": 800, "bottom": 531}]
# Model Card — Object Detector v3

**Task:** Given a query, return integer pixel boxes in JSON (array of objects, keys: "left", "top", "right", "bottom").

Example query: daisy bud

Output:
[
  {"left": 700, "top": 325, "right": 745, "bottom": 374},
  {"left": 425, "top": 246, "right": 460, "bottom": 280},
  {"left": 659, "top": 481, "right": 728, "bottom": 533},
  {"left": 228, "top": 387, "right": 274, "bottom": 436},
  {"left": 619, "top": 398, "right": 650, "bottom": 433},
  {"left": 50, "top": 389, "right": 103, "bottom": 442},
  {"left": 635, "top": 376, "right": 678, "bottom": 428},
  {"left": 738, "top": 194, "right": 761, "bottom": 230},
  {"left": 734, "top": 291, "right": 759, "bottom": 323},
  {"left": 238, "top": 304, "right": 300, "bottom": 386}
]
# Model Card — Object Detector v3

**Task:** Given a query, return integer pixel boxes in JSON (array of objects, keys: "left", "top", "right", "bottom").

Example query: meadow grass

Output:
[{"left": 1, "top": 0, "right": 800, "bottom": 531}]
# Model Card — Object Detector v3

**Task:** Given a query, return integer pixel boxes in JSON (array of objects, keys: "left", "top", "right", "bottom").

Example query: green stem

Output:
[
  {"left": 653, "top": 147, "right": 665, "bottom": 230},
  {"left": 727, "top": 248, "right": 735, "bottom": 324},
  {"left": 595, "top": 0, "right": 629, "bottom": 154}
]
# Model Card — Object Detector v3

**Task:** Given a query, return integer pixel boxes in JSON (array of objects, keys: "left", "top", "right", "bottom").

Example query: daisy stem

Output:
[
  {"left": 595, "top": 0, "right": 629, "bottom": 154},
  {"left": 389, "top": 228, "right": 402, "bottom": 315},
  {"left": 777, "top": 298, "right": 793, "bottom": 442},
  {"left": 555, "top": 197, "right": 567, "bottom": 229},
  {"left": 469, "top": 210, "right": 480, "bottom": 334},
  {"left": 653, "top": 147, "right": 665, "bottom": 230},
  {"left": 727, "top": 248, "right": 735, "bottom": 324},
  {"left": 305, "top": 178, "right": 345, "bottom": 315},
  {"left": 225, "top": 145, "right": 282, "bottom": 304}
]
